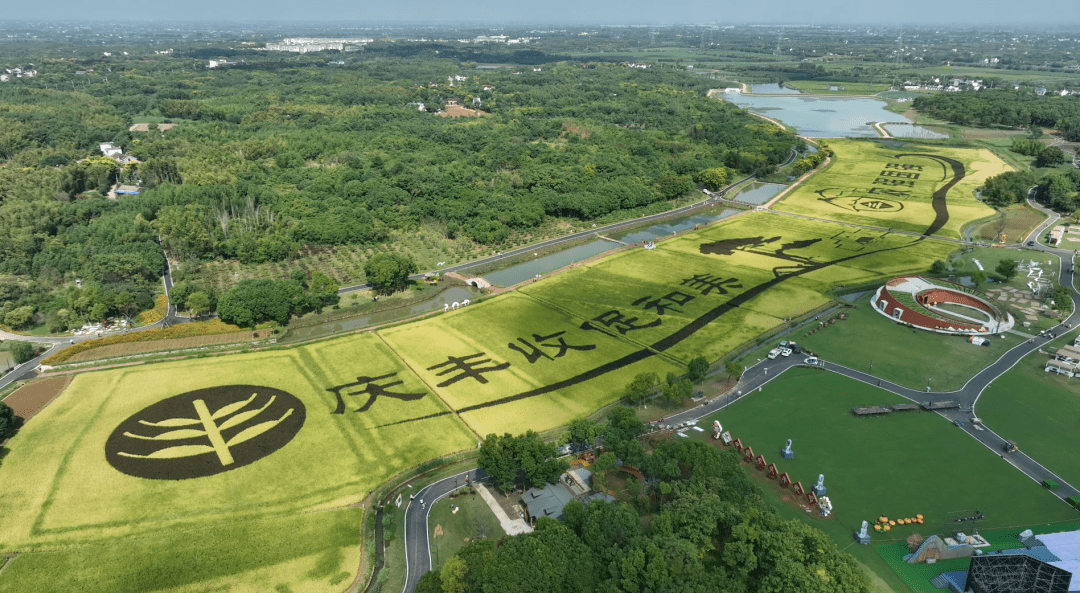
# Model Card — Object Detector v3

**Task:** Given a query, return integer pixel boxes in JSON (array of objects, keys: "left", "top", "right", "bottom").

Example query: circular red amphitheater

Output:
[{"left": 871, "top": 276, "right": 1014, "bottom": 335}]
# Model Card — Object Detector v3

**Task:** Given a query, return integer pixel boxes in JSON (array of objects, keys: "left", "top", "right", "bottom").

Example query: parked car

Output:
[
  {"left": 804, "top": 356, "right": 819, "bottom": 365},
  {"left": 779, "top": 340, "right": 789, "bottom": 348},
  {"left": 780, "top": 348, "right": 792, "bottom": 357},
  {"left": 767, "top": 349, "right": 781, "bottom": 359}
]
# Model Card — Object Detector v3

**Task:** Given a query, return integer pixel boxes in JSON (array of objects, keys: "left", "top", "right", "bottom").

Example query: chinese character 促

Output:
[
  {"left": 508, "top": 331, "right": 597, "bottom": 364},
  {"left": 581, "top": 310, "right": 662, "bottom": 335},
  {"left": 631, "top": 291, "right": 695, "bottom": 315}
]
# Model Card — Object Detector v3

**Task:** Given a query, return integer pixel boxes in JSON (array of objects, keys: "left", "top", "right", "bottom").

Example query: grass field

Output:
[
  {"left": 979, "top": 331, "right": 1080, "bottom": 489},
  {"left": 691, "top": 369, "right": 1078, "bottom": 592},
  {"left": 0, "top": 334, "right": 478, "bottom": 592},
  {"left": 428, "top": 490, "right": 504, "bottom": 569},
  {"left": 774, "top": 139, "right": 1005, "bottom": 239},
  {"left": 970, "top": 204, "right": 1047, "bottom": 244},
  {"left": 782, "top": 80, "right": 891, "bottom": 95},
  {"left": 788, "top": 293, "right": 1023, "bottom": 391}
]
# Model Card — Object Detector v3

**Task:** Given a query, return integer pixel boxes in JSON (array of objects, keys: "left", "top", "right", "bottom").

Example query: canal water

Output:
[
  {"left": 483, "top": 207, "right": 741, "bottom": 287},
  {"left": 730, "top": 182, "right": 787, "bottom": 205}
]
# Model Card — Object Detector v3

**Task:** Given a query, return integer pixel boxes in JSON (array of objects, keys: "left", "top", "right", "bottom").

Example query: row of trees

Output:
[
  {"left": 477, "top": 431, "right": 569, "bottom": 494},
  {"left": 215, "top": 271, "right": 340, "bottom": 328},
  {"left": 913, "top": 90, "right": 1080, "bottom": 139},
  {"left": 0, "top": 55, "right": 798, "bottom": 329},
  {"left": 423, "top": 437, "right": 870, "bottom": 593}
]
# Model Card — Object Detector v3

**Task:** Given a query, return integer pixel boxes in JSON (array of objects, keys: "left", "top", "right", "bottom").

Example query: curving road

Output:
[
  {"left": 0, "top": 253, "right": 186, "bottom": 392},
  {"left": 401, "top": 468, "right": 488, "bottom": 593}
]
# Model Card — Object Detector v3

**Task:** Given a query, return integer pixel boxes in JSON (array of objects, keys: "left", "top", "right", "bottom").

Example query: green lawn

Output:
[
  {"left": 774, "top": 139, "right": 1004, "bottom": 240},
  {"left": 691, "top": 369, "right": 1078, "bottom": 592},
  {"left": 428, "top": 490, "right": 505, "bottom": 569},
  {"left": 952, "top": 247, "right": 1069, "bottom": 332},
  {"left": 782, "top": 80, "right": 891, "bottom": 95},
  {"left": 790, "top": 293, "right": 1022, "bottom": 391},
  {"left": 979, "top": 330, "right": 1080, "bottom": 489}
]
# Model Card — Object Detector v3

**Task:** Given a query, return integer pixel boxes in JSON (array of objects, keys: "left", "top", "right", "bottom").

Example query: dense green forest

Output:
[
  {"left": 420, "top": 437, "right": 870, "bottom": 593},
  {"left": 913, "top": 90, "right": 1080, "bottom": 139},
  {"left": 0, "top": 55, "right": 797, "bottom": 332}
]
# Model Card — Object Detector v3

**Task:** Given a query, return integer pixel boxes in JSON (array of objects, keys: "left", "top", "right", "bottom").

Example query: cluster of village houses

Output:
[{"left": 0, "top": 65, "right": 38, "bottom": 82}]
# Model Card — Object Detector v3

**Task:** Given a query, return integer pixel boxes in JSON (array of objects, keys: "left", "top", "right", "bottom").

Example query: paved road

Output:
[
  {"left": 659, "top": 244, "right": 1080, "bottom": 506},
  {"left": 0, "top": 250, "right": 185, "bottom": 392},
  {"left": 401, "top": 468, "right": 488, "bottom": 593}
]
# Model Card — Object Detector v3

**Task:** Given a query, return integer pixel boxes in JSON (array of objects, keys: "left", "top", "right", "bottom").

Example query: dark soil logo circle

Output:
[{"left": 105, "top": 385, "right": 305, "bottom": 480}]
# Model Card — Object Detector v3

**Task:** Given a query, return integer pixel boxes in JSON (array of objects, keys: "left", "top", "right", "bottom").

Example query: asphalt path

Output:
[{"left": 401, "top": 468, "right": 488, "bottom": 593}]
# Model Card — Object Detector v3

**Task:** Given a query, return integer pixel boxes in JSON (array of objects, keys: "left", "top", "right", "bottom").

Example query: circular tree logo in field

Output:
[{"left": 105, "top": 385, "right": 305, "bottom": 480}]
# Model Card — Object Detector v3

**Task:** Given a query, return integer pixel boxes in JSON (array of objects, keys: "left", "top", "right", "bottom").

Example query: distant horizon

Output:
[{"left": 3, "top": 0, "right": 1078, "bottom": 28}]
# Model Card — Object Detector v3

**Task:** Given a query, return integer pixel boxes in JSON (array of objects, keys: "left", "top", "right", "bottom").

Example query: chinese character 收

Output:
[{"left": 508, "top": 331, "right": 596, "bottom": 364}]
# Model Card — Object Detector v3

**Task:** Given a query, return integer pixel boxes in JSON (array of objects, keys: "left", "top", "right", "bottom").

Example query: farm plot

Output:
[
  {"left": 65, "top": 330, "right": 259, "bottom": 363},
  {"left": 0, "top": 342, "right": 477, "bottom": 593},
  {"left": 774, "top": 139, "right": 1003, "bottom": 239},
  {"left": 378, "top": 293, "right": 682, "bottom": 434}
]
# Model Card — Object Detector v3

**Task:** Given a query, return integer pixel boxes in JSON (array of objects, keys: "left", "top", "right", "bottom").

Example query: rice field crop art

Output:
[
  {"left": 377, "top": 293, "right": 684, "bottom": 433},
  {"left": 774, "top": 139, "right": 1004, "bottom": 239},
  {"left": 0, "top": 342, "right": 477, "bottom": 593}
]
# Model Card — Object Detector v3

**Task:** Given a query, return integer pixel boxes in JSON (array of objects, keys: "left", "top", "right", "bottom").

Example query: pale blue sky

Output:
[{"left": 9, "top": 0, "right": 1077, "bottom": 25}]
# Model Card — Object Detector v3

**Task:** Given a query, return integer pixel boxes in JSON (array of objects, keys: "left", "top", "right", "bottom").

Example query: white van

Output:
[{"left": 767, "top": 349, "right": 781, "bottom": 359}]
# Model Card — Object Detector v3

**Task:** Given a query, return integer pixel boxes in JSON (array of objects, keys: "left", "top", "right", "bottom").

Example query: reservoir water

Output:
[{"left": 722, "top": 94, "right": 898, "bottom": 137}]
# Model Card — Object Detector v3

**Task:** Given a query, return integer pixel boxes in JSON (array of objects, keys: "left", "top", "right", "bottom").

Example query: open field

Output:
[
  {"left": 0, "top": 376, "right": 72, "bottom": 422},
  {"left": 970, "top": 204, "right": 1047, "bottom": 244},
  {"left": 704, "top": 369, "right": 1074, "bottom": 532},
  {"left": 781, "top": 80, "right": 891, "bottom": 95},
  {"left": 691, "top": 369, "right": 1077, "bottom": 592},
  {"left": 774, "top": 139, "right": 1005, "bottom": 239},
  {"left": 790, "top": 293, "right": 1023, "bottom": 391},
  {"left": 0, "top": 334, "right": 478, "bottom": 592},
  {"left": 428, "top": 490, "right": 504, "bottom": 569},
  {"left": 979, "top": 331, "right": 1080, "bottom": 489}
]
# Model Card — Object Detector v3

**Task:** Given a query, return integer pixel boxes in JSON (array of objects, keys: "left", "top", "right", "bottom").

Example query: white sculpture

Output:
[
  {"left": 463, "top": 299, "right": 470, "bottom": 306},
  {"left": 816, "top": 474, "right": 825, "bottom": 488},
  {"left": 451, "top": 301, "right": 460, "bottom": 310},
  {"left": 858, "top": 521, "right": 869, "bottom": 538},
  {"left": 443, "top": 304, "right": 449, "bottom": 312}
]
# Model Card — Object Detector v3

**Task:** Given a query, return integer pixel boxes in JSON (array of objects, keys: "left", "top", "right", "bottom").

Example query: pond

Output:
[
  {"left": 483, "top": 207, "right": 741, "bottom": 287},
  {"left": 720, "top": 94, "right": 906, "bottom": 138}
]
